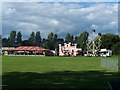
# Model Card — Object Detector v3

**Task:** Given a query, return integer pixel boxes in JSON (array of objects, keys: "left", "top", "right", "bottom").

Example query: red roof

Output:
[{"left": 4, "top": 46, "right": 48, "bottom": 51}]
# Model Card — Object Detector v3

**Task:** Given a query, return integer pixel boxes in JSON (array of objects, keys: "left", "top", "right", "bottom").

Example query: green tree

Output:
[
  {"left": 44, "top": 32, "right": 55, "bottom": 50},
  {"left": 9, "top": 31, "right": 16, "bottom": 47},
  {"left": 101, "top": 34, "right": 120, "bottom": 49},
  {"left": 17, "top": 31, "right": 22, "bottom": 46},
  {"left": 65, "top": 33, "right": 71, "bottom": 43},
  {"left": 2, "top": 38, "right": 9, "bottom": 47},
  {"left": 21, "top": 40, "right": 30, "bottom": 46},
  {"left": 54, "top": 38, "right": 64, "bottom": 49},
  {"left": 42, "top": 33, "right": 61, "bottom": 50},
  {"left": 29, "top": 32, "right": 35, "bottom": 46},
  {"left": 53, "top": 34, "right": 58, "bottom": 49},
  {"left": 77, "top": 31, "right": 89, "bottom": 50},
  {"left": 70, "top": 35, "right": 74, "bottom": 43},
  {"left": 41, "top": 38, "right": 48, "bottom": 49},
  {"left": 53, "top": 34, "right": 58, "bottom": 42},
  {"left": 111, "top": 42, "right": 120, "bottom": 55},
  {"left": 48, "top": 32, "right": 54, "bottom": 41},
  {"left": 74, "top": 36, "right": 78, "bottom": 43},
  {"left": 41, "top": 39, "right": 54, "bottom": 50},
  {"left": 35, "top": 31, "right": 41, "bottom": 46}
]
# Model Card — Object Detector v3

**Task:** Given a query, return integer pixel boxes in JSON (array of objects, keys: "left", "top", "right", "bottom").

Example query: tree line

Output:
[{"left": 1, "top": 30, "right": 120, "bottom": 55}]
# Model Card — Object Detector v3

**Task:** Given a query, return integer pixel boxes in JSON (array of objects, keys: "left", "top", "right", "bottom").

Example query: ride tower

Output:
[{"left": 86, "top": 29, "right": 102, "bottom": 56}]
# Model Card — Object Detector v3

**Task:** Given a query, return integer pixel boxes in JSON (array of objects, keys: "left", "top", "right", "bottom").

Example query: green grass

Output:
[
  {"left": 2, "top": 56, "right": 120, "bottom": 89},
  {"left": 2, "top": 56, "right": 103, "bottom": 73}
]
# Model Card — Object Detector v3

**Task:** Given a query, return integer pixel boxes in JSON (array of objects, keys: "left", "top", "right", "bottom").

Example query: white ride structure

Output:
[{"left": 86, "top": 29, "right": 112, "bottom": 57}]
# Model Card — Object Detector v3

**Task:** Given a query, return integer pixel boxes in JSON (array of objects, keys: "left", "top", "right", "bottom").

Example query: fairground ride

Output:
[{"left": 86, "top": 29, "right": 102, "bottom": 56}]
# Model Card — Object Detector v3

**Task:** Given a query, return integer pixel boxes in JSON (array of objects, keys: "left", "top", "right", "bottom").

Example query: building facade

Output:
[{"left": 59, "top": 42, "right": 82, "bottom": 56}]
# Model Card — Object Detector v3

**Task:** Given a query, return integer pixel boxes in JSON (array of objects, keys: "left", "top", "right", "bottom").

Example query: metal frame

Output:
[{"left": 87, "top": 29, "right": 102, "bottom": 56}]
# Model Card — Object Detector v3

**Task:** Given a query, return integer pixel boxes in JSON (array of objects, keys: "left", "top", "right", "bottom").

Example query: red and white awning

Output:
[{"left": 3, "top": 46, "right": 48, "bottom": 51}]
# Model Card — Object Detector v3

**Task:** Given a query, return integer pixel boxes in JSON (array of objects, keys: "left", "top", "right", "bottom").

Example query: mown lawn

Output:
[
  {"left": 2, "top": 56, "right": 120, "bottom": 89},
  {"left": 2, "top": 56, "right": 103, "bottom": 73}
]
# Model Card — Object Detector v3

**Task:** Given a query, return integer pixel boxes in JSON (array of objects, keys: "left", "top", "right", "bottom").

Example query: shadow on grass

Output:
[{"left": 2, "top": 70, "right": 120, "bottom": 89}]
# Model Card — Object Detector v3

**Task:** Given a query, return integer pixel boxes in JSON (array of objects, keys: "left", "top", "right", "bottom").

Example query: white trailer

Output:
[{"left": 100, "top": 49, "right": 112, "bottom": 57}]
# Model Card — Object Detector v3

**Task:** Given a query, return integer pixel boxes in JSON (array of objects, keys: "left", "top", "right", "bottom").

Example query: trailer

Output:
[{"left": 100, "top": 49, "right": 112, "bottom": 57}]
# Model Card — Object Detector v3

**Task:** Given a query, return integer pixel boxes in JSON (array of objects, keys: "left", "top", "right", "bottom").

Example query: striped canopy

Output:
[{"left": 3, "top": 46, "right": 48, "bottom": 51}]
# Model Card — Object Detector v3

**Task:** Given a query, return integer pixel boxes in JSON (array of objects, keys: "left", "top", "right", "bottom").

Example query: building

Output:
[
  {"left": 59, "top": 42, "right": 82, "bottom": 56},
  {"left": 2, "top": 46, "right": 54, "bottom": 56},
  {"left": 99, "top": 49, "right": 112, "bottom": 57},
  {"left": 84, "top": 49, "right": 112, "bottom": 57}
]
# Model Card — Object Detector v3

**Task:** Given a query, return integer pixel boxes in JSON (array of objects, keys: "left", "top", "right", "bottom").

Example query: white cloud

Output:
[
  {"left": 17, "top": 22, "right": 39, "bottom": 31},
  {"left": 86, "top": 13, "right": 96, "bottom": 20},
  {"left": 2, "top": 2, "right": 118, "bottom": 39},
  {"left": 4, "top": 8, "right": 16, "bottom": 15},
  {"left": 50, "top": 19, "right": 59, "bottom": 26},
  {"left": 1, "top": 0, "right": 119, "bottom": 2},
  {"left": 91, "top": 24, "right": 98, "bottom": 30}
]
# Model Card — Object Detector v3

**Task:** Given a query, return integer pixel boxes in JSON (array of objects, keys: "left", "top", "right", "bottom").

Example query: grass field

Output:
[{"left": 2, "top": 56, "right": 120, "bottom": 89}]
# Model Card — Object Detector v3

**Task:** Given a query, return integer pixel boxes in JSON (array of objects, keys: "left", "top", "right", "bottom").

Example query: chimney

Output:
[
  {"left": 64, "top": 43, "right": 67, "bottom": 47},
  {"left": 74, "top": 43, "right": 77, "bottom": 48},
  {"left": 68, "top": 42, "right": 71, "bottom": 46}
]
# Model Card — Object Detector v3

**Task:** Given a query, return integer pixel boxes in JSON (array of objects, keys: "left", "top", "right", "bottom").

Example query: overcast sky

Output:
[
  {"left": 2, "top": 2, "right": 118, "bottom": 39},
  {"left": 1, "top": 0, "right": 119, "bottom": 2}
]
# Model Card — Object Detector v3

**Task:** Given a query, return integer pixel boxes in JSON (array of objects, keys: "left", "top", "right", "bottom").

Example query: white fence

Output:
[{"left": 100, "top": 59, "right": 120, "bottom": 72}]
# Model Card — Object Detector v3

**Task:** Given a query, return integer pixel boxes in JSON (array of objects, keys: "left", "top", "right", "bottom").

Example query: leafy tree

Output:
[
  {"left": 111, "top": 42, "right": 120, "bottom": 55},
  {"left": 70, "top": 35, "right": 74, "bottom": 43},
  {"left": 42, "top": 38, "right": 46, "bottom": 42},
  {"left": 41, "top": 39, "right": 48, "bottom": 48},
  {"left": 2, "top": 38, "right": 9, "bottom": 47},
  {"left": 54, "top": 38, "right": 64, "bottom": 48},
  {"left": 47, "top": 40, "right": 55, "bottom": 50},
  {"left": 21, "top": 40, "right": 30, "bottom": 46},
  {"left": 74, "top": 36, "right": 78, "bottom": 43},
  {"left": 77, "top": 31, "right": 89, "bottom": 50},
  {"left": 54, "top": 38, "right": 64, "bottom": 55},
  {"left": 42, "top": 33, "right": 63, "bottom": 50},
  {"left": 65, "top": 33, "right": 71, "bottom": 43},
  {"left": 53, "top": 34, "right": 58, "bottom": 42},
  {"left": 41, "top": 39, "right": 54, "bottom": 49},
  {"left": 9, "top": 31, "right": 16, "bottom": 47},
  {"left": 17, "top": 31, "right": 22, "bottom": 46},
  {"left": 101, "top": 34, "right": 120, "bottom": 49},
  {"left": 35, "top": 31, "right": 41, "bottom": 46},
  {"left": 29, "top": 32, "right": 35, "bottom": 46},
  {"left": 47, "top": 32, "right": 54, "bottom": 50},
  {"left": 48, "top": 32, "right": 54, "bottom": 41},
  {"left": 43, "top": 32, "right": 57, "bottom": 50}
]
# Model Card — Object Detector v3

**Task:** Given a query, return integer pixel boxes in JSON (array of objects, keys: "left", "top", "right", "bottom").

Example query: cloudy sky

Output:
[{"left": 2, "top": 2, "right": 118, "bottom": 39}]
